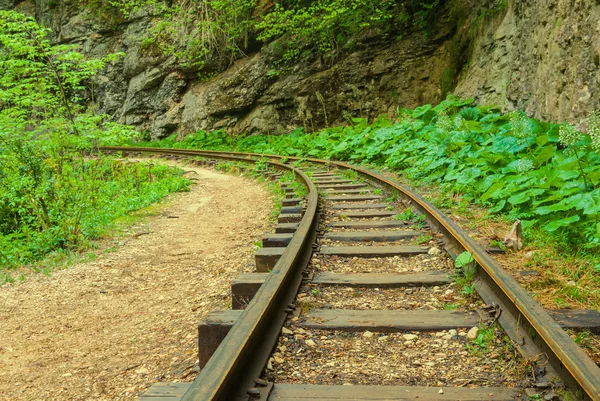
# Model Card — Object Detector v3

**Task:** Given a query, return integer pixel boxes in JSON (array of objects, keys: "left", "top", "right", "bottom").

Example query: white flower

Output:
[
  {"left": 454, "top": 115, "right": 465, "bottom": 130},
  {"left": 436, "top": 113, "right": 453, "bottom": 132},
  {"left": 515, "top": 159, "right": 533, "bottom": 173},
  {"left": 559, "top": 124, "right": 580, "bottom": 147},
  {"left": 588, "top": 109, "right": 600, "bottom": 152},
  {"left": 510, "top": 111, "right": 531, "bottom": 139}
]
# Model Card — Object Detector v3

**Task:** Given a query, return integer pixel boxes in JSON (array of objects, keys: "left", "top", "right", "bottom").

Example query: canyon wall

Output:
[{"left": 3, "top": 0, "right": 600, "bottom": 137}]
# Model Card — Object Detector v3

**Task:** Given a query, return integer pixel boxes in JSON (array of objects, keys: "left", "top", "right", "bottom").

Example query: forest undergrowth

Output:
[
  {"left": 141, "top": 96, "right": 600, "bottom": 310},
  {"left": 146, "top": 97, "right": 600, "bottom": 256},
  {"left": 0, "top": 11, "right": 189, "bottom": 278}
]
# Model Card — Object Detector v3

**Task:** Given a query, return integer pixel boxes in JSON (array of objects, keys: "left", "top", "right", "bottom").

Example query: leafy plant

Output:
[
  {"left": 394, "top": 207, "right": 416, "bottom": 221},
  {"left": 416, "top": 234, "right": 433, "bottom": 244},
  {"left": 0, "top": 11, "right": 189, "bottom": 269},
  {"left": 137, "top": 94, "right": 600, "bottom": 252}
]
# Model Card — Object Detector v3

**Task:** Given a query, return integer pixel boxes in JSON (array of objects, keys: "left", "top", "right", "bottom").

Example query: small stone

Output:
[
  {"left": 448, "top": 329, "right": 458, "bottom": 336},
  {"left": 282, "top": 327, "right": 293, "bottom": 335},
  {"left": 428, "top": 247, "right": 442, "bottom": 256},
  {"left": 279, "top": 345, "right": 287, "bottom": 353},
  {"left": 135, "top": 367, "right": 148, "bottom": 375},
  {"left": 305, "top": 339, "right": 316, "bottom": 347},
  {"left": 438, "top": 389, "right": 444, "bottom": 394},
  {"left": 544, "top": 391, "right": 559, "bottom": 401},
  {"left": 566, "top": 280, "right": 576, "bottom": 287},
  {"left": 274, "top": 356, "right": 284, "bottom": 364},
  {"left": 378, "top": 336, "right": 388, "bottom": 342},
  {"left": 61, "top": 373, "right": 73, "bottom": 378},
  {"left": 402, "top": 334, "right": 418, "bottom": 341},
  {"left": 467, "top": 327, "right": 479, "bottom": 340},
  {"left": 363, "top": 331, "right": 374, "bottom": 338},
  {"left": 442, "top": 334, "right": 452, "bottom": 340},
  {"left": 524, "top": 389, "right": 539, "bottom": 397},
  {"left": 266, "top": 359, "right": 273, "bottom": 370}
]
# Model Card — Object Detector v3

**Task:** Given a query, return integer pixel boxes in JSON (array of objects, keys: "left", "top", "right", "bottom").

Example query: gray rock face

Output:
[
  {"left": 181, "top": 28, "right": 453, "bottom": 135},
  {"left": 454, "top": 0, "right": 600, "bottom": 126},
  {"left": 15, "top": 0, "right": 600, "bottom": 138},
  {"left": 0, "top": 0, "right": 15, "bottom": 10}
]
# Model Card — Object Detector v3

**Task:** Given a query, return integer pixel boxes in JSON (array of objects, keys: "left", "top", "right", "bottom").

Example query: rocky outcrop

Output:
[
  {"left": 181, "top": 28, "right": 453, "bottom": 135},
  {"left": 4, "top": 0, "right": 600, "bottom": 138},
  {"left": 455, "top": 0, "right": 600, "bottom": 126}
]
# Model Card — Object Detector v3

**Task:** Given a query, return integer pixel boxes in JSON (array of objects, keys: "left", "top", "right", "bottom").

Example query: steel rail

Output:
[
  {"left": 101, "top": 146, "right": 600, "bottom": 401},
  {"left": 101, "top": 146, "right": 319, "bottom": 401}
]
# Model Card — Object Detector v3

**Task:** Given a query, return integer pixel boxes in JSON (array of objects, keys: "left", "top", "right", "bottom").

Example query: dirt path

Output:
[{"left": 0, "top": 164, "right": 272, "bottom": 400}]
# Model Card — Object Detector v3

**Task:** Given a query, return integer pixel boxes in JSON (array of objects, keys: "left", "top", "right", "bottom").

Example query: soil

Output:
[{"left": 0, "top": 163, "right": 272, "bottom": 401}]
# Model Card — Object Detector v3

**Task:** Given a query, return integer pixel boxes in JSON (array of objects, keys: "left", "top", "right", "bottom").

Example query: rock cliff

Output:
[{"left": 3, "top": 0, "right": 600, "bottom": 137}]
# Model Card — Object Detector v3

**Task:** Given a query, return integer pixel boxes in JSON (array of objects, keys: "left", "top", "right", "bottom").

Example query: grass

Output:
[{"left": 416, "top": 234, "right": 433, "bottom": 245}]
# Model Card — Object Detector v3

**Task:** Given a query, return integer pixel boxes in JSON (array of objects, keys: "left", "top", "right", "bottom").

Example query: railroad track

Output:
[{"left": 101, "top": 147, "right": 600, "bottom": 401}]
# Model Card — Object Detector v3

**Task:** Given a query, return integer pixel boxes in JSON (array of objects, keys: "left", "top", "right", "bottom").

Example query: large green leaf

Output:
[
  {"left": 534, "top": 146, "right": 555, "bottom": 167},
  {"left": 544, "top": 215, "right": 581, "bottom": 232}
]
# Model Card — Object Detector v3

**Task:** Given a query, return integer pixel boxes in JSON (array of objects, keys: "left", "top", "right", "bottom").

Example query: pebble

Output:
[
  {"left": 363, "top": 331, "right": 374, "bottom": 338},
  {"left": 448, "top": 329, "right": 458, "bottom": 336},
  {"left": 305, "top": 339, "right": 316, "bottom": 347},
  {"left": 441, "top": 334, "right": 452, "bottom": 340},
  {"left": 438, "top": 389, "right": 444, "bottom": 394},
  {"left": 467, "top": 327, "right": 479, "bottom": 340},
  {"left": 428, "top": 247, "right": 442, "bottom": 256},
  {"left": 282, "top": 327, "right": 293, "bottom": 335},
  {"left": 402, "top": 334, "right": 418, "bottom": 341}
]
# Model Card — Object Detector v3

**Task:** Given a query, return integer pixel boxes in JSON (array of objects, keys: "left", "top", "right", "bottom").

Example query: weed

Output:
[
  {"left": 394, "top": 207, "right": 416, "bottom": 221},
  {"left": 466, "top": 324, "right": 496, "bottom": 355},
  {"left": 342, "top": 169, "right": 359, "bottom": 181},
  {"left": 416, "top": 234, "right": 433, "bottom": 244}
]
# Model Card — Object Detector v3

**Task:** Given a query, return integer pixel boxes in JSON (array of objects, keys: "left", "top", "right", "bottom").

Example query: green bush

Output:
[
  {"left": 144, "top": 96, "right": 600, "bottom": 251},
  {"left": 0, "top": 11, "right": 190, "bottom": 268},
  {"left": 107, "top": 0, "right": 442, "bottom": 73}
]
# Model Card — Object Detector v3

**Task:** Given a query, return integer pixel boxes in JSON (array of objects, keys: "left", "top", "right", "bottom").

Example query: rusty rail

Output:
[{"left": 100, "top": 147, "right": 600, "bottom": 401}]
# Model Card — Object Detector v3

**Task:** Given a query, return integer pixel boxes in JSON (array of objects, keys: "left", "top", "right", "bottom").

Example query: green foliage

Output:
[
  {"left": 108, "top": 0, "right": 442, "bottom": 74},
  {"left": 109, "top": 0, "right": 255, "bottom": 71},
  {"left": 467, "top": 324, "right": 496, "bottom": 354},
  {"left": 454, "top": 251, "right": 474, "bottom": 268},
  {"left": 139, "top": 94, "right": 600, "bottom": 251},
  {"left": 258, "top": 0, "right": 441, "bottom": 72},
  {"left": 0, "top": 11, "right": 189, "bottom": 269}
]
